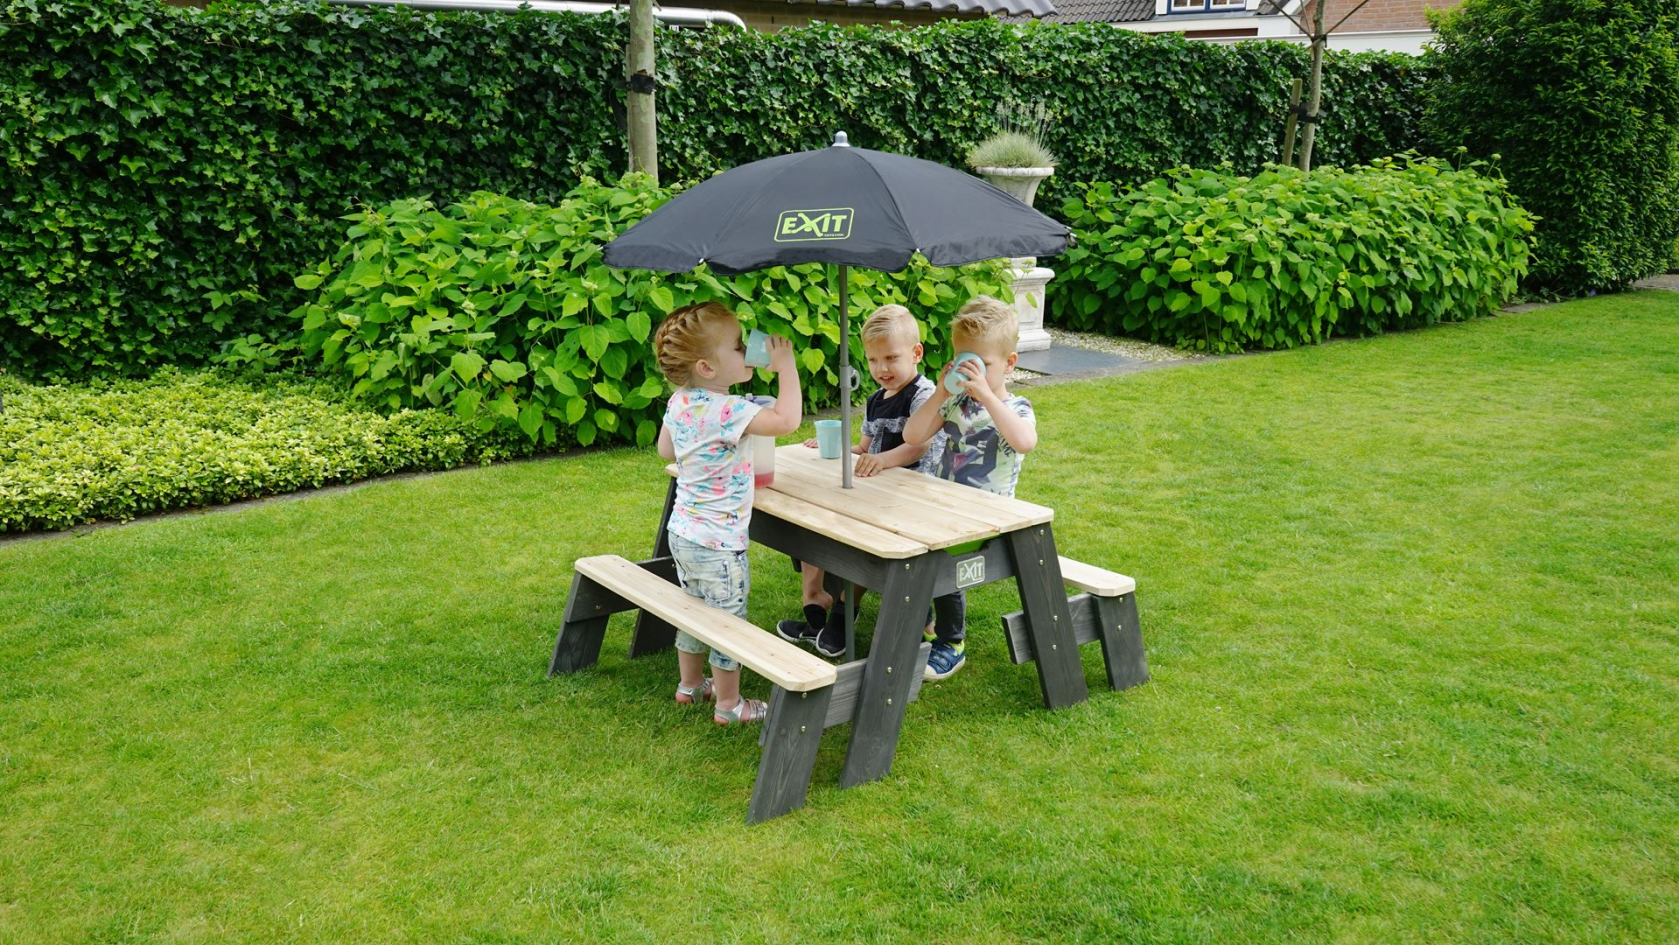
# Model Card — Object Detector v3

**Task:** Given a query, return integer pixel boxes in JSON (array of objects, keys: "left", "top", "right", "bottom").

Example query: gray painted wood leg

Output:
[
  {"left": 840, "top": 555, "right": 936, "bottom": 788},
  {"left": 822, "top": 571, "right": 857, "bottom": 663},
  {"left": 1095, "top": 592, "right": 1149, "bottom": 691},
  {"left": 1004, "top": 524, "right": 1089, "bottom": 710},
  {"left": 630, "top": 479, "right": 680, "bottom": 658},
  {"left": 550, "top": 573, "right": 610, "bottom": 675},
  {"left": 748, "top": 685, "right": 833, "bottom": 824}
]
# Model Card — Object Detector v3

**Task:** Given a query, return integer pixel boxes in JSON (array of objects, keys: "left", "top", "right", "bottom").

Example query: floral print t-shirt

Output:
[
  {"left": 664, "top": 388, "right": 763, "bottom": 551},
  {"left": 934, "top": 393, "right": 1035, "bottom": 498}
]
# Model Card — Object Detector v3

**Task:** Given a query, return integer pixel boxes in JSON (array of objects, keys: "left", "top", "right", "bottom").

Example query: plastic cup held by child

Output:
[{"left": 744, "top": 329, "right": 771, "bottom": 369}]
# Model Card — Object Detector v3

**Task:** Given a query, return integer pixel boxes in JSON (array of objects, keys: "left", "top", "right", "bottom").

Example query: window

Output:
[{"left": 1170, "top": 0, "right": 1247, "bottom": 11}]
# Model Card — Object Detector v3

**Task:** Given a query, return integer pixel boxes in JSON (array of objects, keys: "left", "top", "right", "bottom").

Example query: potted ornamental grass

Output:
[
  {"left": 964, "top": 104, "right": 1058, "bottom": 352},
  {"left": 966, "top": 104, "right": 1058, "bottom": 209}
]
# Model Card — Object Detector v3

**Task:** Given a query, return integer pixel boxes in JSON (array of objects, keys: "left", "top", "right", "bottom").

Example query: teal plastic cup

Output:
[
  {"left": 944, "top": 351, "right": 985, "bottom": 393},
  {"left": 814, "top": 419, "right": 843, "bottom": 459},
  {"left": 744, "top": 329, "right": 771, "bottom": 368}
]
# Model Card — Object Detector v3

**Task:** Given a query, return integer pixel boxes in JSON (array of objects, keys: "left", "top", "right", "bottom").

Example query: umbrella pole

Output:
[
  {"left": 839, "top": 264, "right": 852, "bottom": 491},
  {"left": 838, "top": 263, "right": 856, "bottom": 660}
]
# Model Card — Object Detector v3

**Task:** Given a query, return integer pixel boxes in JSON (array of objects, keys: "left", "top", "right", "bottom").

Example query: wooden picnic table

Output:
[{"left": 651, "top": 443, "right": 1088, "bottom": 789}]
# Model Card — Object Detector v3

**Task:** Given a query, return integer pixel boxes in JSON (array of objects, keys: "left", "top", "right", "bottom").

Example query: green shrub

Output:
[
  {"left": 1051, "top": 158, "right": 1534, "bottom": 352},
  {"left": 0, "top": 0, "right": 1428, "bottom": 379},
  {"left": 0, "top": 368, "right": 541, "bottom": 532},
  {"left": 1425, "top": 0, "right": 1679, "bottom": 293},
  {"left": 294, "top": 178, "right": 1014, "bottom": 447}
]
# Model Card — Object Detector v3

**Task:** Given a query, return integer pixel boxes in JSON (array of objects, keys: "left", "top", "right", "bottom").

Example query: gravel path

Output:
[{"left": 1046, "top": 326, "right": 1192, "bottom": 362}]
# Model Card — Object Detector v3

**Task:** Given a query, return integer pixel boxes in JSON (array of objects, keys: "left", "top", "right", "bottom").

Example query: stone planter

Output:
[
  {"left": 974, "top": 165, "right": 1055, "bottom": 208},
  {"left": 974, "top": 166, "right": 1057, "bottom": 352}
]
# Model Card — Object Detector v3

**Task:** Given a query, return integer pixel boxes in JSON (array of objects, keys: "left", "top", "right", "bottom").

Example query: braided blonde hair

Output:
[{"left": 653, "top": 301, "right": 738, "bottom": 388}]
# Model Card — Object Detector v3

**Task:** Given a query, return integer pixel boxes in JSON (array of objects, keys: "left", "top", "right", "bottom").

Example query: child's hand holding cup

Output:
[{"left": 943, "top": 352, "right": 985, "bottom": 394}]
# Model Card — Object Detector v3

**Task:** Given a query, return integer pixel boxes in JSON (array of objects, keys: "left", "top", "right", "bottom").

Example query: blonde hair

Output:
[
  {"left": 653, "top": 301, "right": 737, "bottom": 388},
  {"left": 861, "top": 304, "right": 920, "bottom": 346},
  {"left": 950, "top": 295, "right": 1017, "bottom": 353}
]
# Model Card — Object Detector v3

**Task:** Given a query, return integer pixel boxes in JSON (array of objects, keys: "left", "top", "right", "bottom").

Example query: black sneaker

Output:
[
  {"left": 813, "top": 623, "right": 846, "bottom": 659},
  {"left": 775, "top": 604, "right": 828, "bottom": 646},
  {"left": 776, "top": 619, "right": 819, "bottom": 646},
  {"left": 813, "top": 604, "right": 847, "bottom": 659}
]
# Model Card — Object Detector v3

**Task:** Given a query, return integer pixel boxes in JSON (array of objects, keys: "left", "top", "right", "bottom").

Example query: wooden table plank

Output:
[
  {"left": 769, "top": 460, "right": 998, "bottom": 551},
  {"left": 776, "top": 444, "right": 1053, "bottom": 532},
  {"left": 663, "top": 462, "right": 928, "bottom": 559},
  {"left": 754, "top": 488, "right": 928, "bottom": 560}
]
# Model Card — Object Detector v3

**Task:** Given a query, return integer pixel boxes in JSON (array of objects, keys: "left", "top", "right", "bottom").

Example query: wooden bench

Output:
[
  {"left": 549, "top": 554, "right": 931, "bottom": 823},
  {"left": 1000, "top": 556, "right": 1148, "bottom": 692}
]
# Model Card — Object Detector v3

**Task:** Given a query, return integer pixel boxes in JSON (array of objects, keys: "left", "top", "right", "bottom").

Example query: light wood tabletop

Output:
[
  {"left": 662, "top": 461, "right": 930, "bottom": 559},
  {"left": 666, "top": 443, "right": 1053, "bottom": 555},
  {"left": 771, "top": 444, "right": 1053, "bottom": 548}
]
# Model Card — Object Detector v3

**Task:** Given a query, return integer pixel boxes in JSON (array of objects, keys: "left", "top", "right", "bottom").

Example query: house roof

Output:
[
  {"left": 1030, "top": 0, "right": 1152, "bottom": 22},
  {"left": 791, "top": 0, "right": 1060, "bottom": 18}
]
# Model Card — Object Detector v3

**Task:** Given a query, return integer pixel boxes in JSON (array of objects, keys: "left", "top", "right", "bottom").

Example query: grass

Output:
[{"left": 3, "top": 293, "right": 1677, "bottom": 942}]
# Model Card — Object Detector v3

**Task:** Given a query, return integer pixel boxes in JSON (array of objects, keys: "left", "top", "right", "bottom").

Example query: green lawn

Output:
[{"left": 4, "top": 293, "right": 1677, "bottom": 942}]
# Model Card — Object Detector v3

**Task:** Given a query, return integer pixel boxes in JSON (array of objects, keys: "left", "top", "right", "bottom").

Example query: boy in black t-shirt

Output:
[{"left": 776, "top": 305, "right": 947, "bottom": 658}]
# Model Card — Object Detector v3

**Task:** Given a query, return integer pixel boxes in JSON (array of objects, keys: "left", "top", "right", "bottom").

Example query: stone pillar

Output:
[{"left": 1010, "top": 257, "right": 1053, "bottom": 352}]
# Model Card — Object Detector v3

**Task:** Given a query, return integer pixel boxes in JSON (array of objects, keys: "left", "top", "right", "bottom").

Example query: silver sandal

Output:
[
  {"left": 675, "top": 678, "right": 714, "bottom": 705},
  {"left": 713, "top": 696, "right": 768, "bottom": 726}
]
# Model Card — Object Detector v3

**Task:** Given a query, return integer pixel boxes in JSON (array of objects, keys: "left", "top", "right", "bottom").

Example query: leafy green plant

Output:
[
  {"left": 294, "top": 178, "right": 1014, "bottom": 446},
  {"left": 0, "top": 0, "right": 1428, "bottom": 379},
  {"left": 1051, "top": 157, "right": 1534, "bottom": 352},
  {"left": 0, "top": 367, "right": 539, "bottom": 532},
  {"left": 1425, "top": 0, "right": 1679, "bottom": 294}
]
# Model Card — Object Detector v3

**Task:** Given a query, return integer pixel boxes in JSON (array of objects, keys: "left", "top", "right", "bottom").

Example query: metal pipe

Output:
[{"left": 316, "top": 0, "right": 746, "bottom": 29}]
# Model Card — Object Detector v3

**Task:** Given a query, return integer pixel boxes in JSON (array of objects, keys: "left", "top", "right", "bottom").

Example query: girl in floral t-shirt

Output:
[{"left": 653, "top": 302, "right": 802, "bottom": 724}]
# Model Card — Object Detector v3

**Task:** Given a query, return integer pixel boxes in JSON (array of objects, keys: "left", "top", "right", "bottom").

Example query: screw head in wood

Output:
[
  {"left": 886, "top": 666, "right": 893, "bottom": 674},
  {"left": 800, "top": 725, "right": 807, "bottom": 733},
  {"left": 1052, "top": 643, "right": 1058, "bottom": 651},
  {"left": 887, "top": 698, "right": 893, "bottom": 705}
]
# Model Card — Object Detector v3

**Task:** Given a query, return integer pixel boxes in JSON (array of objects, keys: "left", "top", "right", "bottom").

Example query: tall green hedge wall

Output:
[
  {"left": 0, "top": 0, "right": 1429, "bottom": 379},
  {"left": 1424, "top": 0, "right": 1679, "bottom": 294}
]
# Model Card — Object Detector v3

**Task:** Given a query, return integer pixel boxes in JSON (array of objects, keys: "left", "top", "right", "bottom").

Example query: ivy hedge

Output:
[
  {"left": 0, "top": 0, "right": 1429, "bottom": 380},
  {"left": 1051, "top": 158, "right": 1534, "bottom": 352},
  {"left": 293, "top": 178, "right": 1014, "bottom": 448}
]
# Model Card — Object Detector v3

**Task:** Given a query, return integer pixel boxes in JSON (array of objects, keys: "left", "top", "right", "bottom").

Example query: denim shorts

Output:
[{"left": 668, "top": 534, "right": 749, "bottom": 672}]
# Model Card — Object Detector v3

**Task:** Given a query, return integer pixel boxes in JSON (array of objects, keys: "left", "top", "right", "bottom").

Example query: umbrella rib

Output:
[
  {"left": 706, "top": 150, "right": 828, "bottom": 271},
  {"left": 845, "top": 149, "right": 919, "bottom": 262}
]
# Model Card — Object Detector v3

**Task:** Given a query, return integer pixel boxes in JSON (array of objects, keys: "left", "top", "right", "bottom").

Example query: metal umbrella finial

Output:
[{"left": 831, "top": 132, "right": 850, "bottom": 148}]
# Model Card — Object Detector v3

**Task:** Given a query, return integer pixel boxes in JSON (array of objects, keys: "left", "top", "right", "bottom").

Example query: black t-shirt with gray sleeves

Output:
[{"left": 861, "top": 374, "right": 946, "bottom": 475}]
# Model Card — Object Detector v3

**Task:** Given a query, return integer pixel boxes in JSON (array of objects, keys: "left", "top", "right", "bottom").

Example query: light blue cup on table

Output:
[
  {"left": 744, "top": 329, "right": 771, "bottom": 369},
  {"left": 814, "top": 419, "right": 844, "bottom": 459},
  {"left": 944, "top": 351, "right": 986, "bottom": 394}
]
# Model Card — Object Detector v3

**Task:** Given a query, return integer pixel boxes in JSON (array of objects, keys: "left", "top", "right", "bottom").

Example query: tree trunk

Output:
[
  {"left": 1298, "top": 0, "right": 1327, "bottom": 172},
  {"left": 1280, "top": 77, "right": 1302, "bottom": 166},
  {"left": 626, "top": 0, "right": 657, "bottom": 183}
]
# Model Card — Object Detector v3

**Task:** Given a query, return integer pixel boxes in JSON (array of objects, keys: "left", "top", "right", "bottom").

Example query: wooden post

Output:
[
  {"left": 1280, "top": 77, "right": 1302, "bottom": 166},
  {"left": 626, "top": 0, "right": 658, "bottom": 183},
  {"left": 1298, "top": 1, "right": 1327, "bottom": 173}
]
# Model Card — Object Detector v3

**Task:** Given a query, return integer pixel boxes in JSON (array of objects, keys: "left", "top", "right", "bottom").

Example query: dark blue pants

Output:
[{"left": 930, "top": 589, "right": 966, "bottom": 646}]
